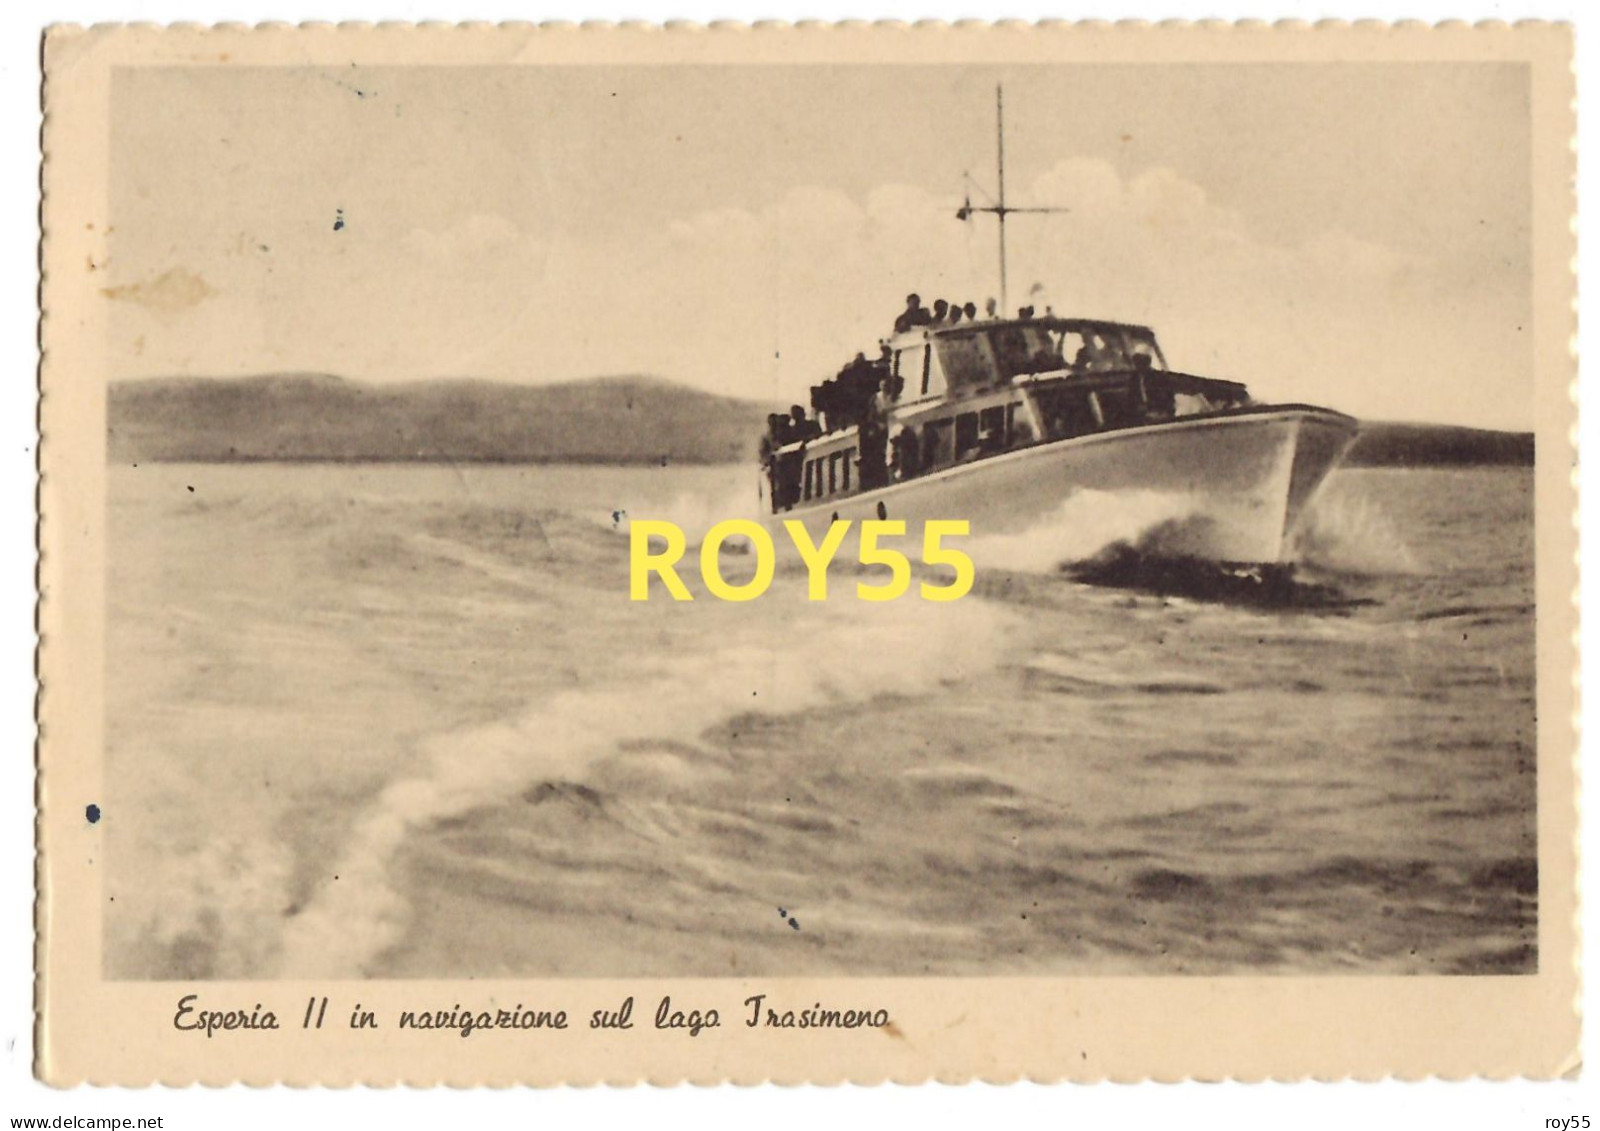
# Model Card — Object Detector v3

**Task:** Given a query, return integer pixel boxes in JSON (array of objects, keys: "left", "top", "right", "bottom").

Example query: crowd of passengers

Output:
[
  {"left": 761, "top": 393, "right": 966, "bottom": 509},
  {"left": 758, "top": 293, "right": 1163, "bottom": 510},
  {"left": 791, "top": 294, "right": 1054, "bottom": 437},
  {"left": 893, "top": 293, "right": 1044, "bottom": 332}
]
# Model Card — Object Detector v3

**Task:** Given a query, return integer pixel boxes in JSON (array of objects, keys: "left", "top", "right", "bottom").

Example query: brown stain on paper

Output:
[{"left": 100, "top": 268, "right": 217, "bottom": 316}]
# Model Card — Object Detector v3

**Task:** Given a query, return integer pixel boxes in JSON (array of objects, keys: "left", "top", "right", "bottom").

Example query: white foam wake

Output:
[
  {"left": 965, "top": 488, "right": 1215, "bottom": 574},
  {"left": 276, "top": 594, "right": 1014, "bottom": 977},
  {"left": 602, "top": 481, "right": 765, "bottom": 548},
  {"left": 1288, "top": 483, "right": 1420, "bottom": 576}
]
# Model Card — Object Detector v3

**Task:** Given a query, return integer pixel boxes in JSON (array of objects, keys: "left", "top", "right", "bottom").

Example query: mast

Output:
[
  {"left": 996, "top": 84, "right": 1008, "bottom": 315},
  {"left": 955, "top": 82, "right": 1072, "bottom": 317}
]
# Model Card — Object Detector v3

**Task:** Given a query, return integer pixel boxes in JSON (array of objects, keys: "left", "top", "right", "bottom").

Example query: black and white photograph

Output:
[
  {"left": 101, "top": 56, "right": 1543, "bottom": 982},
  {"left": 33, "top": 20, "right": 1578, "bottom": 1088}
]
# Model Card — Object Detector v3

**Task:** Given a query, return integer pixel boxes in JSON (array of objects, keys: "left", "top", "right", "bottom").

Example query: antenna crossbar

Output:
[{"left": 954, "top": 83, "right": 1071, "bottom": 314}]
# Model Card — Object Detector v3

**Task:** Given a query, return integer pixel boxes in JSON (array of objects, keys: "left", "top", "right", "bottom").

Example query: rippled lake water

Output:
[{"left": 104, "top": 462, "right": 1536, "bottom": 979}]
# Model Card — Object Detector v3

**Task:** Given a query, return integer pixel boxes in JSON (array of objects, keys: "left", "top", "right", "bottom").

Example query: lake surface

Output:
[{"left": 104, "top": 462, "right": 1536, "bottom": 979}]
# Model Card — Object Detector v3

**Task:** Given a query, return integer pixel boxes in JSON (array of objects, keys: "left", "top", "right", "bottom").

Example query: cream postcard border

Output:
[{"left": 37, "top": 21, "right": 1578, "bottom": 1085}]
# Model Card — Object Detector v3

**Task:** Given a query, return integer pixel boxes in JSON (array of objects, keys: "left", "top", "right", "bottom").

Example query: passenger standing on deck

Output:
[
  {"left": 894, "top": 294, "right": 931, "bottom": 333},
  {"left": 890, "top": 424, "right": 920, "bottom": 482},
  {"left": 964, "top": 302, "right": 979, "bottom": 322},
  {"left": 920, "top": 421, "right": 943, "bottom": 470},
  {"left": 764, "top": 412, "right": 807, "bottom": 510},
  {"left": 760, "top": 413, "right": 787, "bottom": 456},
  {"left": 877, "top": 344, "right": 901, "bottom": 401},
  {"left": 838, "top": 352, "right": 878, "bottom": 430},
  {"left": 858, "top": 374, "right": 892, "bottom": 490},
  {"left": 809, "top": 383, "right": 830, "bottom": 433},
  {"left": 789, "top": 404, "right": 822, "bottom": 443},
  {"left": 759, "top": 412, "right": 784, "bottom": 466},
  {"left": 760, "top": 413, "right": 785, "bottom": 506},
  {"left": 777, "top": 406, "right": 818, "bottom": 509}
]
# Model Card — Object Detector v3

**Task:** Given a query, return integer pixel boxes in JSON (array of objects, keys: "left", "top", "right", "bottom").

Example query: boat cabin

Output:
[{"left": 763, "top": 316, "right": 1251, "bottom": 515}]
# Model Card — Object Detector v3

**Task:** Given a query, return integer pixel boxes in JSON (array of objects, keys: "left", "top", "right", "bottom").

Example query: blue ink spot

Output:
[
  {"left": 85, "top": 804, "right": 100, "bottom": 824},
  {"left": 333, "top": 209, "right": 346, "bottom": 232},
  {"left": 788, "top": 917, "right": 800, "bottom": 931}
]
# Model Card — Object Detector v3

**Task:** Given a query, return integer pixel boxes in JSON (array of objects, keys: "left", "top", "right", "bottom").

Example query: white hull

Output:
[{"left": 767, "top": 407, "right": 1359, "bottom": 565}]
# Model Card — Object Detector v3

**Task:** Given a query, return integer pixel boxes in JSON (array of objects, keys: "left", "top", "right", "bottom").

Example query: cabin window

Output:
[
  {"left": 1096, "top": 388, "right": 1139, "bottom": 428},
  {"left": 1126, "top": 339, "right": 1162, "bottom": 370},
  {"left": 893, "top": 346, "right": 918, "bottom": 383},
  {"left": 1051, "top": 325, "right": 1169, "bottom": 374},
  {"left": 991, "top": 324, "right": 1055, "bottom": 379},
  {"left": 842, "top": 448, "right": 854, "bottom": 491},
  {"left": 979, "top": 405, "right": 1007, "bottom": 453},
  {"left": 895, "top": 345, "right": 930, "bottom": 400},
  {"left": 1052, "top": 327, "right": 1121, "bottom": 374},
  {"left": 1053, "top": 328, "right": 1091, "bottom": 372},
  {"left": 935, "top": 335, "right": 993, "bottom": 393},
  {"left": 827, "top": 451, "right": 841, "bottom": 495},
  {"left": 1124, "top": 329, "right": 1168, "bottom": 370},
  {"left": 923, "top": 345, "right": 947, "bottom": 399},
  {"left": 921, "top": 418, "right": 955, "bottom": 469},
  {"left": 955, "top": 412, "right": 981, "bottom": 461},
  {"left": 1033, "top": 387, "right": 1093, "bottom": 441},
  {"left": 1141, "top": 373, "right": 1178, "bottom": 420},
  {"left": 895, "top": 346, "right": 927, "bottom": 398},
  {"left": 1090, "top": 331, "right": 1124, "bottom": 373},
  {"left": 803, "top": 459, "right": 816, "bottom": 501}
]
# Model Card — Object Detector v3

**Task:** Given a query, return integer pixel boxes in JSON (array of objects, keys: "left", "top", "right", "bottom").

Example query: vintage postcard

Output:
[{"left": 38, "top": 21, "right": 1576, "bottom": 1085}]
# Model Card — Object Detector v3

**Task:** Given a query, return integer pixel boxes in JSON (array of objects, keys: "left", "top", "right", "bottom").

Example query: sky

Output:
[{"left": 106, "top": 62, "right": 1532, "bottom": 428}]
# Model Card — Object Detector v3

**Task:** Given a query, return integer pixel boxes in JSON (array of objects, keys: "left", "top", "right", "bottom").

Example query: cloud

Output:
[
  {"left": 107, "top": 155, "right": 1527, "bottom": 430},
  {"left": 402, "top": 214, "right": 522, "bottom": 262},
  {"left": 607, "top": 158, "right": 1522, "bottom": 428}
]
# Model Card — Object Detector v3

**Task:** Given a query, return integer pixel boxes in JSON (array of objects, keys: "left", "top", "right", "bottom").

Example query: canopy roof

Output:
[{"left": 887, "top": 315, "right": 1159, "bottom": 348}]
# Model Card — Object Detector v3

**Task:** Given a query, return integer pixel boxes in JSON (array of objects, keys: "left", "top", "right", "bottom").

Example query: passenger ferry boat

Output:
[
  {"left": 757, "top": 87, "right": 1358, "bottom": 566},
  {"left": 758, "top": 316, "right": 1358, "bottom": 565}
]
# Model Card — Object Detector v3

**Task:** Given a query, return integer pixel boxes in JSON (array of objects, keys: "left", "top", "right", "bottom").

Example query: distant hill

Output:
[
  {"left": 107, "top": 373, "right": 1534, "bottom": 469},
  {"left": 1344, "top": 421, "right": 1533, "bottom": 468},
  {"left": 108, "top": 373, "right": 773, "bottom": 465}
]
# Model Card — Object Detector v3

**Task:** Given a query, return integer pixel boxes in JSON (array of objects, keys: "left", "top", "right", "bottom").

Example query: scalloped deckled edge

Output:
[
  {"left": 39, "top": 17, "right": 1578, "bottom": 31},
  {"left": 34, "top": 18, "right": 1579, "bottom": 1088}
]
